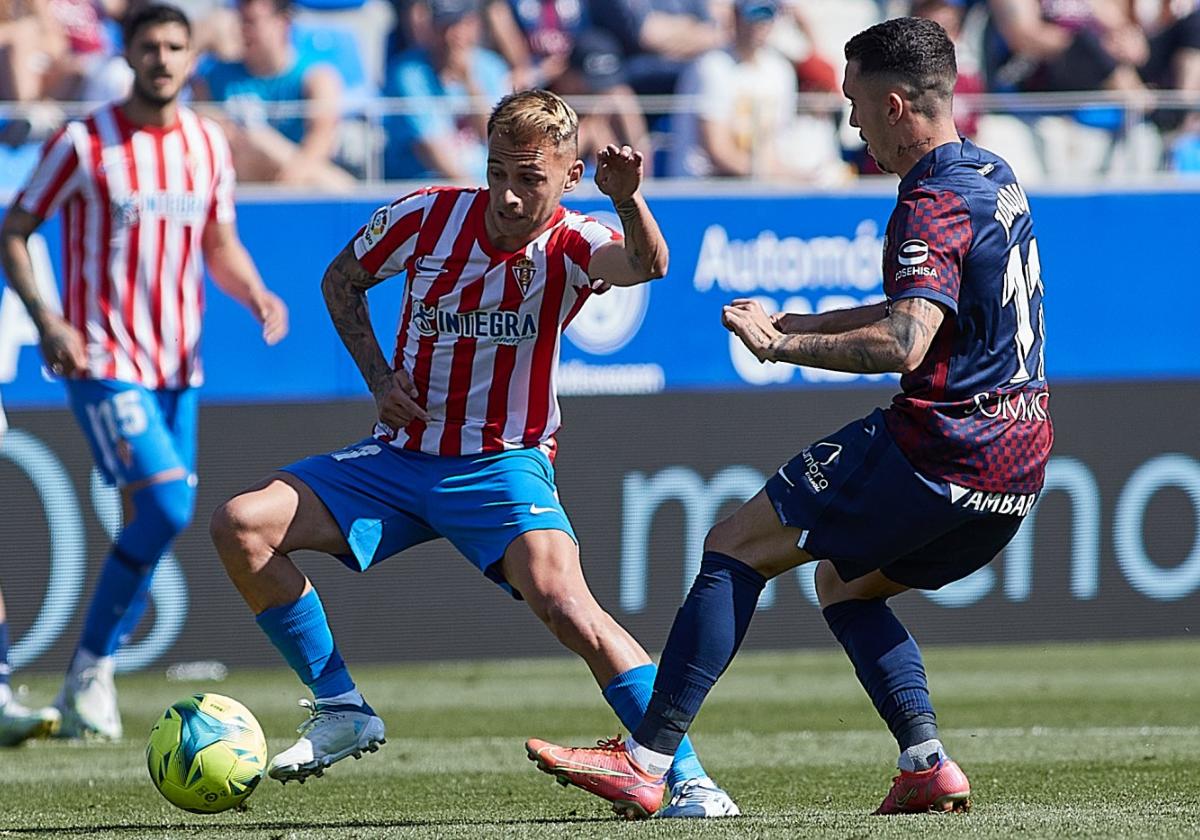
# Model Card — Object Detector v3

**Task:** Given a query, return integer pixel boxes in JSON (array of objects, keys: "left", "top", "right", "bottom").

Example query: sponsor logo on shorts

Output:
[
  {"left": 956, "top": 489, "right": 1038, "bottom": 516},
  {"left": 529, "top": 503, "right": 558, "bottom": 515},
  {"left": 800, "top": 441, "right": 842, "bottom": 493},
  {"left": 331, "top": 444, "right": 381, "bottom": 461},
  {"left": 897, "top": 239, "right": 929, "bottom": 266}
]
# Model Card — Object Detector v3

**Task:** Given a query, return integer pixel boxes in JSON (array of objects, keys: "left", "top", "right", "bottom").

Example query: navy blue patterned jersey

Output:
[{"left": 881, "top": 139, "right": 1053, "bottom": 494}]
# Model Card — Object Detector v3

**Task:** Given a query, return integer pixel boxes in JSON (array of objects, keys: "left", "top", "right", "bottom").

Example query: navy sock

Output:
[
  {"left": 0, "top": 621, "right": 9, "bottom": 687},
  {"left": 256, "top": 589, "right": 356, "bottom": 699},
  {"left": 602, "top": 664, "right": 706, "bottom": 789},
  {"left": 822, "top": 599, "right": 937, "bottom": 750},
  {"left": 633, "top": 552, "right": 766, "bottom": 756}
]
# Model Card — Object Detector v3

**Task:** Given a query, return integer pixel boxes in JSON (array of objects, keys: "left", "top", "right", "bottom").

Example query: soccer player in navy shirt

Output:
[{"left": 527, "top": 17, "right": 1052, "bottom": 818}]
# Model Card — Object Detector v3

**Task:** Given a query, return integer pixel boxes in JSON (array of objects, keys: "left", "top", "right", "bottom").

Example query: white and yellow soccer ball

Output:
[{"left": 146, "top": 693, "right": 268, "bottom": 813}]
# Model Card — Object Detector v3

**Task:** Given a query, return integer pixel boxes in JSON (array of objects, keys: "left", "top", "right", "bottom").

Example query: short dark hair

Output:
[
  {"left": 844, "top": 17, "right": 957, "bottom": 118},
  {"left": 123, "top": 3, "right": 191, "bottom": 44}
]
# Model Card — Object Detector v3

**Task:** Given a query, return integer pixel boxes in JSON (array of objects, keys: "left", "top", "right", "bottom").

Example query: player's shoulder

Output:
[{"left": 910, "top": 140, "right": 1021, "bottom": 206}]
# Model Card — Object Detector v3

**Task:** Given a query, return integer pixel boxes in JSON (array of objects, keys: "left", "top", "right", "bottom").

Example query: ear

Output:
[
  {"left": 887, "top": 91, "right": 905, "bottom": 126},
  {"left": 562, "top": 158, "right": 585, "bottom": 193}
]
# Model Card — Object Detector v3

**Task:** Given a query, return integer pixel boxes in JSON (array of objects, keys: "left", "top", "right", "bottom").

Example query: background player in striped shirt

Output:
[
  {"left": 209, "top": 90, "right": 738, "bottom": 818},
  {"left": 0, "top": 4, "right": 288, "bottom": 740},
  {"left": 528, "top": 17, "right": 1052, "bottom": 818}
]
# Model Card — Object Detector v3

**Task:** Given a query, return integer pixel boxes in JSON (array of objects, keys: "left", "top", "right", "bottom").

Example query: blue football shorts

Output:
[
  {"left": 764, "top": 408, "right": 1031, "bottom": 590},
  {"left": 65, "top": 379, "right": 198, "bottom": 487},
  {"left": 281, "top": 439, "right": 577, "bottom": 597}
]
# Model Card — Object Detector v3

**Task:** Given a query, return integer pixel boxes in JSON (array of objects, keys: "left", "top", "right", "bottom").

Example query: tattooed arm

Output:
[
  {"left": 321, "top": 242, "right": 428, "bottom": 427},
  {"left": 587, "top": 144, "right": 669, "bottom": 286},
  {"left": 723, "top": 297, "right": 947, "bottom": 375},
  {"left": 773, "top": 302, "right": 889, "bottom": 335}
]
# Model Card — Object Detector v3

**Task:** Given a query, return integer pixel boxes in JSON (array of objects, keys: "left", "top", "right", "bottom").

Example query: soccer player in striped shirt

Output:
[
  {"left": 0, "top": 4, "right": 288, "bottom": 740},
  {"left": 210, "top": 90, "right": 737, "bottom": 818}
]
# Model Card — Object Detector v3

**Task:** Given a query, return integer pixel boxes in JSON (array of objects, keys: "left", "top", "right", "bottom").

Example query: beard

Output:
[{"left": 132, "top": 75, "right": 179, "bottom": 108}]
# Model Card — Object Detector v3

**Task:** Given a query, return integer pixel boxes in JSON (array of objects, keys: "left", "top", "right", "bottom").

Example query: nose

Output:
[{"left": 503, "top": 189, "right": 520, "bottom": 208}]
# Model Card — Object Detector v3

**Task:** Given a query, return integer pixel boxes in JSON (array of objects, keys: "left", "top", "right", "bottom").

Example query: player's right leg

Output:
[
  {"left": 211, "top": 470, "right": 385, "bottom": 783},
  {"left": 57, "top": 380, "right": 197, "bottom": 740}
]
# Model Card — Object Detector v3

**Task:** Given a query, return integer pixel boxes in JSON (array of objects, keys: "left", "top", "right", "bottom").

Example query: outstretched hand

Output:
[
  {"left": 594, "top": 144, "right": 644, "bottom": 202},
  {"left": 257, "top": 291, "right": 289, "bottom": 345},
  {"left": 722, "top": 298, "right": 782, "bottom": 363}
]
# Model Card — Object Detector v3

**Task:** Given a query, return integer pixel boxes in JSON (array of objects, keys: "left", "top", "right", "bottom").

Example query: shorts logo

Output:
[
  {"left": 363, "top": 207, "right": 389, "bottom": 247},
  {"left": 800, "top": 441, "right": 842, "bottom": 493},
  {"left": 512, "top": 257, "right": 537, "bottom": 295},
  {"left": 331, "top": 444, "right": 381, "bottom": 461},
  {"left": 897, "top": 239, "right": 929, "bottom": 266},
  {"left": 957, "top": 489, "right": 1038, "bottom": 516}
]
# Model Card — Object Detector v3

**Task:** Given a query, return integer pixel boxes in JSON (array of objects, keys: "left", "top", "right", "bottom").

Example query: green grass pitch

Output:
[{"left": 2, "top": 639, "right": 1199, "bottom": 838}]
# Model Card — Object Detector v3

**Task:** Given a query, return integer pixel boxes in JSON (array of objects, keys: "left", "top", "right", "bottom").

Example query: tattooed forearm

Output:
[
  {"left": 767, "top": 299, "right": 944, "bottom": 374},
  {"left": 321, "top": 244, "right": 392, "bottom": 399},
  {"left": 613, "top": 194, "right": 668, "bottom": 280}
]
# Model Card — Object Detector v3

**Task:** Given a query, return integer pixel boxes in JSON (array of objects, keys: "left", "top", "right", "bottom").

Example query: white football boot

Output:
[
  {"left": 55, "top": 653, "right": 122, "bottom": 740},
  {"left": 268, "top": 698, "right": 386, "bottom": 783},
  {"left": 656, "top": 776, "right": 742, "bottom": 819},
  {"left": 0, "top": 689, "right": 61, "bottom": 747}
]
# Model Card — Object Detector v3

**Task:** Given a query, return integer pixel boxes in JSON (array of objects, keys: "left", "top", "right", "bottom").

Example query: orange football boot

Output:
[{"left": 526, "top": 736, "right": 666, "bottom": 819}]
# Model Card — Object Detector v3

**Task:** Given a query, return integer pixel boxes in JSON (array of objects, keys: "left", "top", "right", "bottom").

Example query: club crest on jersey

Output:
[{"left": 512, "top": 257, "right": 537, "bottom": 295}]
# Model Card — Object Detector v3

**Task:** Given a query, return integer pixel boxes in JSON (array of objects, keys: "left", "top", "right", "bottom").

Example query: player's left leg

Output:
[
  {"left": 57, "top": 382, "right": 197, "bottom": 739},
  {"left": 433, "top": 448, "right": 737, "bottom": 818}
]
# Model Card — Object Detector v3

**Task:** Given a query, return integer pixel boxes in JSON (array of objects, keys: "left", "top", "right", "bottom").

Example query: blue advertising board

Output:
[{"left": 2, "top": 189, "right": 1196, "bottom": 407}]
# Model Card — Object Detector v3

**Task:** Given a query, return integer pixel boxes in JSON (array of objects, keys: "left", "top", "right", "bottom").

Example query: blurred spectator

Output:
[
  {"left": 913, "top": 0, "right": 984, "bottom": 137},
  {"left": 588, "top": 0, "right": 723, "bottom": 95},
  {"left": 985, "top": 0, "right": 1200, "bottom": 98},
  {"left": 483, "top": 0, "right": 588, "bottom": 87},
  {"left": 382, "top": 0, "right": 509, "bottom": 181},
  {"left": 553, "top": 28, "right": 652, "bottom": 171},
  {"left": 195, "top": 0, "right": 354, "bottom": 188},
  {"left": 1, "top": 0, "right": 66, "bottom": 101},
  {"left": 669, "top": 0, "right": 843, "bottom": 179}
]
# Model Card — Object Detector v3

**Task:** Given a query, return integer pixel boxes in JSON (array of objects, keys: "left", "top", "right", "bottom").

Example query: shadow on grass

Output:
[{"left": 0, "top": 816, "right": 621, "bottom": 835}]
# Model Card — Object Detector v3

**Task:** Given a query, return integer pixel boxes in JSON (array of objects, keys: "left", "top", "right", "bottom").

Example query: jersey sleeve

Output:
[
  {"left": 14, "top": 126, "right": 82, "bottom": 220},
  {"left": 883, "top": 189, "right": 972, "bottom": 314},
  {"left": 353, "top": 190, "right": 429, "bottom": 279},
  {"left": 203, "top": 119, "right": 237, "bottom": 225},
  {"left": 561, "top": 215, "right": 623, "bottom": 289}
]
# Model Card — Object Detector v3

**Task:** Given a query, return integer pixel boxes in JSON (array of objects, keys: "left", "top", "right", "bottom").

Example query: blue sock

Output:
[
  {"left": 256, "top": 589, "right": 357, "bottom": 700},
  {"left": 603, "top": 664, "right": 706, "bottom": 789},
  {"left": 77, "top": 478, "right": 193, "bottom": 658},
  {"left": 633, "top": 552, "right": 766, "bottom": 755},
  {"left": 0, "top": 622, "right": 10, "bottom": 686},
  {"left": 78, "top": 548, "right": 156, "bottom": 657},
  {"left": 822, "top": 599, "right": 937, "bottom": 750}
]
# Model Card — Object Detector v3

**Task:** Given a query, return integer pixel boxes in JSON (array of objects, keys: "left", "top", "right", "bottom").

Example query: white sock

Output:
[
  {"left": 68, "top": 648, "right": 112, "bottom": 675},
  {"left": 0, "top": 683, "right": 12, "bottom": 707},
  {"left": 625, "top": 734, "right": 672, "bottom": 778},
  {"left": 316, "top": 688, "right": 365, "bottom": 708},
  {"left": 899, "top": 738, "right": 947, "bottom": 772}
]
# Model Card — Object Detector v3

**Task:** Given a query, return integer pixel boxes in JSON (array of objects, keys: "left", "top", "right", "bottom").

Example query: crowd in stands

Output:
[{"left": 3, "top": 0, "right": 1200, "bottom": 186}]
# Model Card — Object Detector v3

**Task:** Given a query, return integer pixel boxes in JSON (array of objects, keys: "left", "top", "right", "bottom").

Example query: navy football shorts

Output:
[{"left": 764, "top": 408, "right": 1034, "bottom": 590}]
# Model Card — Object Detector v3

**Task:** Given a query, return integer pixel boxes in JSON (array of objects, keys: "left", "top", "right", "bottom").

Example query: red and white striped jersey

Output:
[
  {"left": 14, "top": 103, "right": 236, "bottom": 389},
  {"left": 354, "top": 186, "right": 622, "bottom": 457}
]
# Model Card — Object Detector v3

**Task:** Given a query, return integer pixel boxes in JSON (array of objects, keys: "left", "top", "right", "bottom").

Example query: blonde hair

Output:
[{"left": 487, "top": 90, "right": 579, "bottom": 150}]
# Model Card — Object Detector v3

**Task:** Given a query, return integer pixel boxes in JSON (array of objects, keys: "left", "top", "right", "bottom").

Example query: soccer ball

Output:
[{"left": 146, "top": 693, "right": 268, "bottom": 813}]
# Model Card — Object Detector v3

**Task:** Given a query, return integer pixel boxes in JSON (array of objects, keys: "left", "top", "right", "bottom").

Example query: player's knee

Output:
[
  {"left": 527, "top": 583, "right": 603, "bottom": 647},
  {"left": 210, "top": 496, "right": 271, "bottom": 569},
  {"left": 814, "top": 560, "right": 849, "bottom": 607},
  {"left": 132, "top": 478, "right": 195, "bottom": 541}
]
